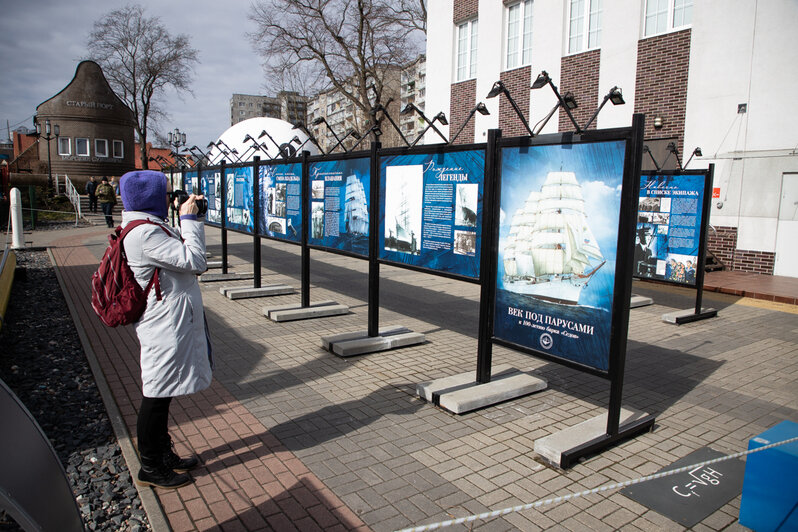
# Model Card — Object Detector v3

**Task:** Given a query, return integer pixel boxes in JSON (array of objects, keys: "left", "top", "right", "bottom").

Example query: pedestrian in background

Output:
[
  {"left": 96, "top": 177, "right": 116, "bottom": 228},
  {"left": 86, "top": 176, "right": 98, "bottom": 213},
  {"left": 118, "top": 169, "right": 212, "bottom": 489}
]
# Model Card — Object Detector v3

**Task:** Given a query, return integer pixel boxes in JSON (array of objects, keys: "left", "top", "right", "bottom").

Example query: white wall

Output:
[
  {"left": 424, "top": 1, "right": 454, "bottom": 142},
  {"left": 596, "top": 0, "right": 641, "bottom": 129},
  {"left": 683, "top": 0, "right": 798, "bottom": 252}
]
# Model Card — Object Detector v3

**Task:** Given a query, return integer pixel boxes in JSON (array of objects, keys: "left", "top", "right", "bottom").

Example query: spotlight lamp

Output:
[
  {"left": 291, "top": 122, "right": 325, "bottom": 155},
  {"left": 642, "top": 144, "right": 662, "bottom": 172},
  {"left": 609, "top": 86, "right": 625, "bottom": 105},
  {"left": 660, "top": 141, "right": 682, "bottom": 170},
  {"left": 653, "top": 116, "right": 663, "bottom": 129},
  {"left": 486, "top": 80, "right": 534, "bottom": 137},
  {"left": 683, "top": 147, "right": 702, "bottom": 169},
  {"left": 562, "top": 92, "right": 578, "bottom": 110},
  {"left": 403, "top": 104, "right": 449, "bottom": 146},
  {"left": 530, "top": 70, "right": 581, "bottom": 133},
  {"left": 449, "top": 101, "right": 491, "bottom": 145},
  {"left": 583, "top": 86, "right": 626, "bottom": 130},
  {"left": 531, "top": 71, "right": 551, "bottom": 90},
  {"left": 486, "top": 81, "right": 505, "bottom": 99},
  {"left": 350, "top": 124, "right": 382, "bottom": 151}
]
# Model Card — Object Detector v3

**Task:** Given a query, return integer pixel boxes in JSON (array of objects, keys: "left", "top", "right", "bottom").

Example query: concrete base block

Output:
[
  {"left": 206, "top": 261, "right": 223, "bottom": 269},
  {"left": 417, "top": 364, "right": 547, "bottom": 414},
  {"left": 220, "top": 285, "right": 294, "bottom": 299},
  {"left": 199, "top": 272, "right": 254, "bottom": 283},
  {"left": 264, "top": 300, "right": 349, "bottom": 322},
  {"left": 662, "top": 307, "right": 718, "bottom": 324},
  {"left": 630, "top": 295, "right": 654, "bottom": 308},
  {"left": 534, "top": 408, "right": 650, "bottom": 467},
  {"left": 321, "top": 325, "right": 425, "bottom": 357}
]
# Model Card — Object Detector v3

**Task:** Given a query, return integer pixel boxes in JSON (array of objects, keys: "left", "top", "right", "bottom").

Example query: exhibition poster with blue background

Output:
[
  {"left": 493, "top": 140, "right": 627, "bottom": 372},
  {"left": 308, "top": 158, "right": 371, "bottom": 257},
  {"left": 259, "top": 163, "right": 302, "bottom": 242},
  {"left": 379, "top": 150, "right": 485, "bottom": 279},
  {"left": 634, "top": 173, "right": 705, "bottom": 285},
  {"left": 224, "top": 166, "right": 254, "bottom": 233},
  {"left": 201, "top": 168, "right": 222, "bottom": 225},
  {"left": 183, "top": 170, "right": 199, "bottom": 196}
]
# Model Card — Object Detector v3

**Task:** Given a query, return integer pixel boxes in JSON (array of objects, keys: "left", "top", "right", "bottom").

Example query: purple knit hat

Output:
[{"left": 119, "top": 170, "right": 168, "bottom": 220}]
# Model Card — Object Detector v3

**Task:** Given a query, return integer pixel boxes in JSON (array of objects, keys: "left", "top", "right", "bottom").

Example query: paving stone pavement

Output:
[{"left": 37, "top": 224, "right": 798, "bottom": 531}]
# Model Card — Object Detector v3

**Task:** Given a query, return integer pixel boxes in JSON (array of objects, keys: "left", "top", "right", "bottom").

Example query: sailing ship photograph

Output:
[
  {"left": 307, "top": 159, "right": 371, "bottom": 256},
  {"left": 344, "top": 174, "right": 369, "bottom": 236},
  {"left": 455, "top": 183, "right": 478, "bottom": 227},
  {"left": 493, "top": 140, "right": 628, "bottom": 371},
  {"left": 501, "top": 171, "right": 605, "bottom": 305},
  {"left": 384, "top": 165, "right": 422, "bottom": 255}
]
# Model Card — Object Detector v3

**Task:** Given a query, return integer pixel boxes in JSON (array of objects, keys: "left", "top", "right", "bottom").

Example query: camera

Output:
[{"left": 170, "top": 189, "right": 208, "bottom": 217}]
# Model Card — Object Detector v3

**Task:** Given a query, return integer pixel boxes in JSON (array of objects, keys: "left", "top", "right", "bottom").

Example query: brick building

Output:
[
  {"left": 426, "top": 0, "right": 798, "bottom": 278},
  {"left": 34, "top": 61, "right": 136, "bottom": 185},
  {"left": 230, "top": 92, "right": 307, "bottom": 127}
]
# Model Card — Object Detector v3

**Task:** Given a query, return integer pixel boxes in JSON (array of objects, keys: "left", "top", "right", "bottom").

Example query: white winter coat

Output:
[{"left": 121, "top": 211, "right": 213, "bottom": 398}]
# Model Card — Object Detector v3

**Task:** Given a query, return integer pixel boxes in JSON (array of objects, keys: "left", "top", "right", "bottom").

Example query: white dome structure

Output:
[{"left": 205, "top": 117, "right": 320, "bottom": 163}]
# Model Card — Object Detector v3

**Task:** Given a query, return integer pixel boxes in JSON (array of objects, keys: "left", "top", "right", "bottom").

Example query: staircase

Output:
[{"left": 78, "top": 195, "right": 123, "bottom": 227}]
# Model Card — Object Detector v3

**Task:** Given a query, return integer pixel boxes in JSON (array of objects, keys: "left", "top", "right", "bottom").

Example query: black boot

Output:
[
  {"left": 162, "top": 436, "right": 199, "bottom": 472},
  {"left": 137, "top": 455, "right": 191, "bottom": 489}
]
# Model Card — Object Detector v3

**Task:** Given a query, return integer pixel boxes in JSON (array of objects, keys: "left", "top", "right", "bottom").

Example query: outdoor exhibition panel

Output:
[
  {"left": 307, "top": 154, "right": 371, "bottom": 257},
  {"left": 258, "top": 160, "right": 303, "bottom": 243},
  {"left": 183, "top": 169, "right": 199, "bottom": 195},
  {"left": 634, "top": 170, "right": 712, "bottom": 285},
  {"left": 378, "top": 146, "right": 486, "bottom": 281},
  {"left": 492, "top": 132, "right": 640, "bottom": 376},
  {"left": 200, "top": 166, "right": 223, "bottom": 226},
  {"left": 224, "top": 165, "right": 255, "bottom": 234}
]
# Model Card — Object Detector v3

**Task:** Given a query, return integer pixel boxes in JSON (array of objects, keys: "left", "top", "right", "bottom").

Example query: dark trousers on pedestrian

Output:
[
  {"left": 101, "top": 202, "right": 114, "bottom": 227},
  {"left": 137, "top": 396, "right": 173, "bottom": 462},
  {"left": 88, "top": 194, "right": 97, "bottom": 213}
]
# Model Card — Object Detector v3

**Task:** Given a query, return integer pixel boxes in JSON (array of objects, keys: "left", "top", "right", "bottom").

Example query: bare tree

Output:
[
  {"left": 86, "top": 4, "right": 199, "bottom": 169},
  {"left": 249, "top": 0, "right": 425, "bottom": 145}
]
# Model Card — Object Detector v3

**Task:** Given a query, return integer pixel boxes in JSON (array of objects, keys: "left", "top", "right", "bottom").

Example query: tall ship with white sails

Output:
[
  {"left": 502, "top": 171, "right": 605, "bottom": 305},
  {"left": 344, "top": 174, "right": 368, "bottom": 235}
]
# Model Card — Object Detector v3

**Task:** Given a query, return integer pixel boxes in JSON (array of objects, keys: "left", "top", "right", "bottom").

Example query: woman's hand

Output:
[{"left": 179, "top": 194, "right": 205, "bottom": 216}]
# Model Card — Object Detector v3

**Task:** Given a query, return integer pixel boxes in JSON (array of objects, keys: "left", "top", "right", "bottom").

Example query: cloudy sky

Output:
[{"left": 0, "top": 0, "right": 267, "bottom": 148}]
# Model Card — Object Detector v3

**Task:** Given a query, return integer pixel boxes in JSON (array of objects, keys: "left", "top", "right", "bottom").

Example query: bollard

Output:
[{"left": 10, "top": 188, "right": 25, "bottom": 249}]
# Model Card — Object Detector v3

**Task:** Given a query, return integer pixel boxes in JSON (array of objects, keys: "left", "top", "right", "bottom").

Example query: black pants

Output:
[
  {"left": 88, "top": 194, "right": 97, "bottom": 213},
  {"left": 101, "top": 202, "right": 114, "bottom": 227},
  {"left": 137, "top": 396, "right": 172, "bottom": 461}
]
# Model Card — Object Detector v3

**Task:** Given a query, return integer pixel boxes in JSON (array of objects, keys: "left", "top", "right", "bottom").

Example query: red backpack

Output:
[{"left": 91, "top": 220, "right": 171, "bottom": 327}]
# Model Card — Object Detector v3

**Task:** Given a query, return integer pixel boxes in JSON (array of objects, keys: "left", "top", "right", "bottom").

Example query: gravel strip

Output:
[{"left": 0, "top": 248, "right": 151, "bottom": 532}]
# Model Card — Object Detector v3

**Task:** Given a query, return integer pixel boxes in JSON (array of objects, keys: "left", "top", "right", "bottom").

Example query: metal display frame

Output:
[
  {"left": 634, "top": 166, "right": 718, "bottom": 324},
  {"left": 478, "top": 115, "right": 655, "bottom": 467}
]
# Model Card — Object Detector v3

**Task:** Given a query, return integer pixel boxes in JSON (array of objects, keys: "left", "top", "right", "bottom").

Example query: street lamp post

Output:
[
  {"left": 167, "top": 128, "right": 187, "bottom": 194},
  {"left": 35, "top": 118, "right": 60, "bottom": 195}
]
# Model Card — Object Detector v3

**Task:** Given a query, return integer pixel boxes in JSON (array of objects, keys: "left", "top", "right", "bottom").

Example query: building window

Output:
[
  {"left": 239, "top": 102, "right": 245, "bottom": 107},
  {"left": 76, "top": 138, "right": 90, "bottom": 157},
  {"left": 95, "top": 139, "right": 108, "bottom": 158},
  {"left": 113, "top": 140, "right": 124, "bottom": 158},
  {"left": 644, "top": 0, "right": 692, "bottom": 36},
  {"left": 505, "top": 1, "right": 533, "bottom": 70},
  {"left": 455, "top": 18, "right": 478, "bottom": 81},
  {"left": 57, "top": 137, "right": 71, "bottom": 156},
  {"left": 568, "top": 0, "right": 602, "bottom": 53}
]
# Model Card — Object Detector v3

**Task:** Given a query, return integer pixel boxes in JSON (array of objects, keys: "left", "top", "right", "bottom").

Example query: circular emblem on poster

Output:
[{"left": 539, "top": 333, "right": 553, "bottom": 350}]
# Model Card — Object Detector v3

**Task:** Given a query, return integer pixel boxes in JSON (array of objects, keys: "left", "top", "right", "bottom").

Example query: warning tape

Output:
[{"left": 395, "top": 435, "right": 798, "bottom": 532}]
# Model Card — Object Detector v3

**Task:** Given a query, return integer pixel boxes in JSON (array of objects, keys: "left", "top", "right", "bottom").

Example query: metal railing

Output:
[{"left": 57, "top": 174, "right": 83, "bottom": 226}]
